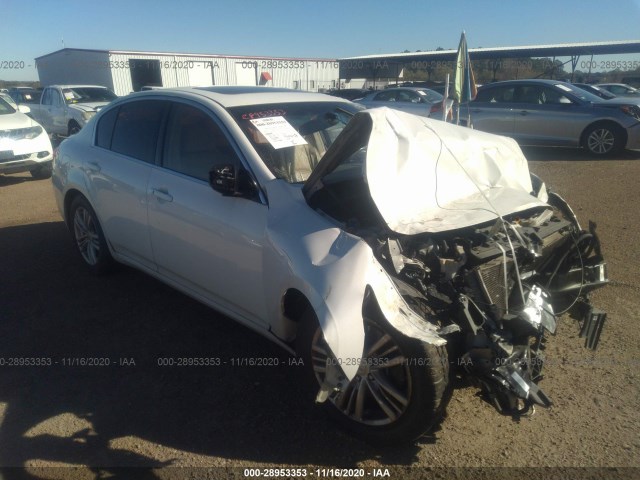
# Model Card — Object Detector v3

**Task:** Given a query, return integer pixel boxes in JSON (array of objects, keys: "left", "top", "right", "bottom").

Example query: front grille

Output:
[{"left": 0, "top": 152, "right": 32, "bottom": 164}]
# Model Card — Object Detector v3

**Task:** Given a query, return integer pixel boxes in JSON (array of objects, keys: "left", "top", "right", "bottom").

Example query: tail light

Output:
[{"left": 430, "top": 103, "right": 443, "bottom": 114}]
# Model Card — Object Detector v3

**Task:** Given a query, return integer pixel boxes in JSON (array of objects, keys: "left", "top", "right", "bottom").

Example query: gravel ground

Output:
[{"left": 0, "top": 147, "right": 639, "bottom": 480}]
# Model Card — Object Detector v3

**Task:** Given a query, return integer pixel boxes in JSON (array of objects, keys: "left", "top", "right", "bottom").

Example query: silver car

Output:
[
  {"left": 355, "top": 87, "right": 448, "bottom": 118},
  {"left": 468, "top": 79, "right": 640, "bottom": 156},
  {"left": 595, "top": 83, "right": 640, "bottom": 98},
  {"left": 52, "top": 87, "right": 608, "bottom": 444}
]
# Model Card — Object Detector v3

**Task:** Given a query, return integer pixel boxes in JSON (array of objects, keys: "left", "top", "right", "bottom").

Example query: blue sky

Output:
[{"left": 2, "top": 0, "right": 640, "bottom": 81}]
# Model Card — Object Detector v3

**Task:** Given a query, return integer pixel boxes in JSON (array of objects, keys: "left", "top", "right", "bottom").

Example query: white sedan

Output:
[
  {"left": 0, "top": 96, "right": 53, "bottom": 179},
  {"left": 52, "top": 87, "right": 608, "bottom": 444}
]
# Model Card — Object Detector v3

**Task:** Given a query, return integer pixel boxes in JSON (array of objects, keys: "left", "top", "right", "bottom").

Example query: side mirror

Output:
[
  {"left": 18, "top": 105, "right": 31, "bottom": 114},
  {"left": 209, "top": 163, "right": 259, "bottom": 199}
]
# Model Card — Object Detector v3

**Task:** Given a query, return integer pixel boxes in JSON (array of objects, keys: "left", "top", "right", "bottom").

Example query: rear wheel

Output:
[
  {"left": 583, "top": 123, "right": 625, "bottom": 156},
  {"left": 297, "top": 310, "right": 450, "bottom": 445},
  {"left": 69, "top": 196, "right": 113, "bottom": 274}
]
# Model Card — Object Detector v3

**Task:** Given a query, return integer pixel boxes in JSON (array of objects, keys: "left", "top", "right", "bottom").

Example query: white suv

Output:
[{"left": 0, "top": 95, "right": 53, "bottom": 179}]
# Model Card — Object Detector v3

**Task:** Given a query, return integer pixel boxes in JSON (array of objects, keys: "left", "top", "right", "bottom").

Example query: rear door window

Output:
[
  {"left": 475, "top": 86, "right": 516, "bottom": 103},
  {"left": 373, "top": 90, "right": 396, "bottom": 102},
  {"left": 396, "top": 90, "right": 420, "bottom": 103},
  {"left": 110, "top": 100, "right": 167, "bottom": 163}
]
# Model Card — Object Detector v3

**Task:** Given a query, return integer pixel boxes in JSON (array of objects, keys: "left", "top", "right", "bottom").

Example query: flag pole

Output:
[{"left": 442, "top": 73, "right": 450, "bottom": 122}]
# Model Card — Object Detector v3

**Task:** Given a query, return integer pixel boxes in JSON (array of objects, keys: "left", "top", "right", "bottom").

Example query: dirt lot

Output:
[{"left": 1, "top": 147, "right": 639, "bottom": 480}]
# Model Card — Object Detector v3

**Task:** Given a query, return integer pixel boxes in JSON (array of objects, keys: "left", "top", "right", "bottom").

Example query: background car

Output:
[
  {"left": 28, "top": 85, "right": 118, "bottom": 137},
  {"left": 595, "top": 83, "right": 640, "bottom": 97},
  {"left": 467, "top": 79, "right": 640, "bottom": 156},
  {"left": 355, "top": 86, "right": 450, "bottom": 118},
  {"left": 7, "top": 87, "right": 42, "bottom": 107},
  {"left": 325, "top": 88, "right": 370, "bottom": 100},
  {"left": 572, "top": 83, "right": 617, "bottom": 100},
  {"left": 0, "top": 96, "right": 53, "bottom": 179}
]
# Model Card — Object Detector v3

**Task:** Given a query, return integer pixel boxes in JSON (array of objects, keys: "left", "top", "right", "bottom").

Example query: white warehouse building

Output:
[{"left": 35, "top": 48, "right": 340, "bottom": 96}]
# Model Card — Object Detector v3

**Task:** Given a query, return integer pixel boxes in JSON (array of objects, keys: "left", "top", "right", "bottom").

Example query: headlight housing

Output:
[
  {"left": 619, "top": 105, "right": 640, "bottom": 121},
  {"left": 0, "top": 126, "right": 44, "bottom": 140},
  {"left": 81, "top": 111, "right": 96, "bottom": 122}
]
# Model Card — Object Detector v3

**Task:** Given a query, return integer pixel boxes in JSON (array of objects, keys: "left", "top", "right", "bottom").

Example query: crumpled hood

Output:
[{"left": 307, "top": 107, "right": 548, "bottom": 235}]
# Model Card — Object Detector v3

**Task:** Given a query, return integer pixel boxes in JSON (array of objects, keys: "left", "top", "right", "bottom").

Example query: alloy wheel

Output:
[
  {"left": 310, "top": 320, "right": 412, "bottom": 426},
  {"left": 587, "top": 128, "right": 615, "bottom": 154},
  {"left": 73, "top": 206, "right": 101, "bottom": 265}
]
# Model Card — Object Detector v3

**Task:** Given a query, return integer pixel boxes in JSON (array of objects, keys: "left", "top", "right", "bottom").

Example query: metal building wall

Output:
[
  {"left": 229, "top": 58, "right": 339, "bottom": 91},
  {"left": 36, "top": 50, "right": 114, "bottom": 90},
  {"left": 108, "top": 53, "right": 339, "bottom": 95},
  {"left": 36, "top": 49, "right": 340, "bottom": 96},
  {"left": 108, "top": 53, "right": 243, "bottom": 94}
]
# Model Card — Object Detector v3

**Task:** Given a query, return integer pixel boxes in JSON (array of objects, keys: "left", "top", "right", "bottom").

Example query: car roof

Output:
[
  {"left": 131, "top": 86, "right": 353, "bottom": 108},
  {"left": 382, "top": 86, "right": 435, "bottom": 91},
  {"left": 49, "top": 85, "right": 111, "bottom": 89},
  {"left": 480, "top": 79, "right": 569, "bottom": 88}
]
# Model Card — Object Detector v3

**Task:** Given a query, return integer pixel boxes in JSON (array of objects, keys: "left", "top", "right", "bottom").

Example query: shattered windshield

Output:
[{"left": 229, "top": 101, "right": 361, "bottom": 183}]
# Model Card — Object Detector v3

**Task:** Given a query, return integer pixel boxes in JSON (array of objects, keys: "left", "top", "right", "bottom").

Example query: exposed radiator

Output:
[{"left": 475, "top": 256, "right": 514, "bottom": 314}]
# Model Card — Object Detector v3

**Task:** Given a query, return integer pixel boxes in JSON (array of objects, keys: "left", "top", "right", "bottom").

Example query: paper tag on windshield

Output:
[
  {"left": 64, "top": 92, "right": 75, "bottom": 100},
  {"left": 250, "top": 116, "right": 307, "bottom": 150}
]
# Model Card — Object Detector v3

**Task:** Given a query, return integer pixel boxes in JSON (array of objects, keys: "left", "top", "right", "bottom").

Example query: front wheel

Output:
[
  {"left": 583, "top": 123, "right": 625, "bottom": 156},
  {"left": 69, "top": 196, "right": 114, "bottom": 274},
  {"left": 68, "top": 121, "right": 81, "bottom": 136},
  {"left": 297, "top": 311, "right": 450, "bottom": 445},
  {"left": 30, "top": 164, "right": 52, "bottom": 179}
]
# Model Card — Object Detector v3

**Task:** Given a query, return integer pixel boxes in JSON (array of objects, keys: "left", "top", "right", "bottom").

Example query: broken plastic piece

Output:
[{"left": 580, "top": 307, "right": 606, "bottom": 350}]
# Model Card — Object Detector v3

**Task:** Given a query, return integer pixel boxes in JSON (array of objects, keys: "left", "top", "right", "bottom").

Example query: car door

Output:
[
  {"left": 49, "top": 89, "right": 68, "bottom": 135},
  {"left": 147, "top": 100, "right": 268, "bottom": 327},
  {"left": 38, "top": 88, "right": 54, "bottom": 132},
  {"left": 89, "top": 99, "right": 167, "bottom": 270},
  {"left": 512, "top": 85, "right": 586, "bottom": 146},
  {"left": 468, "top": 85, "right": 516, "bottom": 136}
]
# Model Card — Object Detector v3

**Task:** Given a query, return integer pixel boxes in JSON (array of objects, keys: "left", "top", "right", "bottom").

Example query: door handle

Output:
[
  {"left": 152, "top": 188, "right": 173, "bottom": 203},
  {"left": 86, "top": 161, "right": 101, "bottom": 173}
]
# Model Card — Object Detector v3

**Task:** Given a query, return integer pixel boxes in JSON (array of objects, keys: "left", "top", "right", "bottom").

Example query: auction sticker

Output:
[{"left": 250, "top": 116, "right": 307, "bottom": 149}]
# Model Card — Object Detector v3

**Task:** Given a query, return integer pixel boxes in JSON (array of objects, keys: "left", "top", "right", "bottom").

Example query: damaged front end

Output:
[
  {"left": 303, "top": 107, "right": 609, "bottom": 418},
  {"left": 372, "top": 197, "right": 608, "bottom": 414}
]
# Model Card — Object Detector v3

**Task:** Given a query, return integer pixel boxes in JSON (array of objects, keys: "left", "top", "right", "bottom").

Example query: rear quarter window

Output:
[{"left": 95, "top": 107, "right": 119, "bottom": 149}]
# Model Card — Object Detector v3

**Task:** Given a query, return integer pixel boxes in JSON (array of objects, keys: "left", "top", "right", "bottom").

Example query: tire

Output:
[
  {"left": 30, "top": 164, "right": 52, "bottom": 180},
  {"left": 69, "top": 196, "right": 114, "bottom": 275},
  {"left": 583, "top": 123, "right": 625, "bottom": 157},
  {"left": 297, "top": 309, "right": 450, "bottom": 445},
  {"left": 68, "top": 121, "right": 81, "bottom": 136}
]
